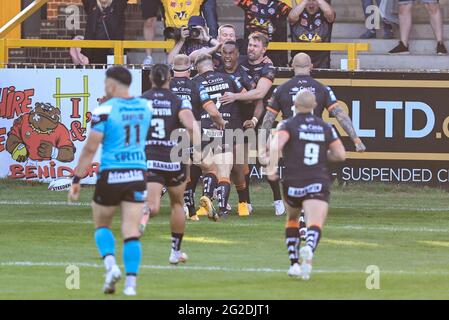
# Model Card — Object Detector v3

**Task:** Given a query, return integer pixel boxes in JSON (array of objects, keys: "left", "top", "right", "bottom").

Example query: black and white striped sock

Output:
[
  {"left": 306, "top": 226, "right": 322, "bottom": 253},
  {"left": 285, "top": 226, "right": 300, "bottom": 265}
]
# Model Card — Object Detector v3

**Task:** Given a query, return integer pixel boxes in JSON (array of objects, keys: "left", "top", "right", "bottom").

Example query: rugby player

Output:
[
  {"left": 140, "top": 64, "right": 202, "bottom": 265},
  {"left": 68, "top": 66, "right": 153, "bottom": 296},
  {"left": 193, "top": 53, "right": 247, "bottom": 219},
  {"left": 220, "top": 32, "right": 285, "bottom": 216},
  {"left": 260, "top": 52, "right": 366, "bottom": 239},
  {"left": 190, "top": 24, "right": 238, "bottom": 68},
  {"left": 261, "top": 52, "right": 366, "bottom": 152},
  {"left": 170, "top": 54, "right": 226, "bottom": 221},
  {"left": 265, "top": 90, "right": 346, "bottom": 280},
  {"left": 217, "top": 40, "right": 263, "bottom": 216}
]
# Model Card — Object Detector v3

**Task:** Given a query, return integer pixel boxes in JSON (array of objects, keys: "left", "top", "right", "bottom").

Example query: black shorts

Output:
[
  {"left": 201, "top": 128, "right": 243, "bottom": 154},
  {"left": 94, "top": 169, "right": 147, "bottom": 206},
  {"left": 281, "top": 180, "right": 330, "bottom": 208},
  {"left": 141, "top": 0, "right": 162, "bottom": 20},
  {"left": 147, "top": 161, "right": 188, "bottom": 187}
]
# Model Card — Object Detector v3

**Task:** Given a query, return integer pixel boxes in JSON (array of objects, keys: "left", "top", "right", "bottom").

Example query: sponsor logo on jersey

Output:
[
  {"left": 152, "top": 99, "right": 172, "bottom": 107},
  {"left": 147, "top": 160, "right": 181, "bottom": 171},
  {"left": 203, "top": 129, "right": 224, "bottom": 138},
  {"left": 300, "top": 124, "right": 325, "bottom": 133},
  {"left": 152, "top": 108, "right": 173, "bottom": 116},
  {"left": 288, "top": 184, "right": 323, "bottom": 198},
  {"left": 299, "top": 132, "right": 325, "bottom": 142},
  {"left": 107, "top": 170, "right": 145, "bottom": 184},
  {"left": 114, "top": 151, "right": 146, "bottom": 162},
  {"left": 146, "top": 140, "right": 178, "bottom": 147},
  {"left": 298, "top": 33, "right": 323, "bottom": 42}
]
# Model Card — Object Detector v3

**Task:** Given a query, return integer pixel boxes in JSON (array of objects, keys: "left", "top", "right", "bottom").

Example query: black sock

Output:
[
  {"left": 186, "top": 165, "right": 203, "bottom": 215},
  {"left": 217, "top": 180, "right": 231, "bottom": 213},
  {"left": 236, "top": 183, "right": 248, "bottom": 203},
  {"left": 299, "top": 210, "right": 307, "bottom": 241},
  {"left": 245, "top": 173, "right": 251, "bottom": 204},
  {"left": 268, "top": 178, "right": 282, "bottom": 201},
  {"left": 190, "top": 165, "right": 202, "bottom": 193},
  {"left": 202, "top": 173, "right": 217, "bottom": 200},
  {"left": 306, "top": 225, "right": 322, "bottom": 253},
  {"left": 171, "top": 233, "right": 184, "bottom": 252},
  {"left": 183, "top": 186, "right": 195, "bottom": 217},
  {"left": 285, "top": 221, "right": 300, "bottom": 266}
]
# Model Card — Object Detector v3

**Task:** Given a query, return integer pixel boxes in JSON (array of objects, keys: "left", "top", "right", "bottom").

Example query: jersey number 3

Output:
[{"left": 151, "top": 119, "right": 166, "bottom": 139}]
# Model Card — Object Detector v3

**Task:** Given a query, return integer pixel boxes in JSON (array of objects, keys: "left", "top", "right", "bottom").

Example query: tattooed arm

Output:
[
  {"left": 260, "top": 110, "right": 277, "bottom": 141},
  {"left": 258, "top": 110, "right": 278, "bottom": 166},
  {"left": 330, "top": 106, "right": 366, "bottom": 152}
]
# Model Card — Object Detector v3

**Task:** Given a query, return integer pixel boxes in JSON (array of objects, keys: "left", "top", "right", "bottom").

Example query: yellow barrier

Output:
[
  {"left": 0, "top": 0, "right": 369, "bottom": 70},
  {"left": 0, "top": 38, "right": 369, "bottom": 70}
]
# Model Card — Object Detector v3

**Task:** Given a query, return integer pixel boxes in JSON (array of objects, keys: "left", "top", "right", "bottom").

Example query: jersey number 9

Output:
[{"left": 304, "top": 143, "right": 320, "bottom": 166}]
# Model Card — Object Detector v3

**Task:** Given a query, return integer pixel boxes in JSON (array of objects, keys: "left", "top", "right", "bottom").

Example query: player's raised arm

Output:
[
  {"left": 260, "top": 88, "right": 281, "bottom": 140},
  {"left": 324, "top": 86, "right": 365, "bottom": 152},
  {"left": 329, "top": 104, "right": 366, "bottom": 153}
]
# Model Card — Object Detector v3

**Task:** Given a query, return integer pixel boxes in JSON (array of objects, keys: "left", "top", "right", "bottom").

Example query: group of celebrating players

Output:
[{"left": 67, "top": 29, "right": 366, "bottom": 296}]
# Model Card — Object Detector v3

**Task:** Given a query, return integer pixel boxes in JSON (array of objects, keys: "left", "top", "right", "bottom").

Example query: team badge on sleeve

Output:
[
  {"left": 181, "top": 99, "right": 193, "bottom": 110},
  {"left": 326, "top": 86, "right": 337, "bottom": 103}
]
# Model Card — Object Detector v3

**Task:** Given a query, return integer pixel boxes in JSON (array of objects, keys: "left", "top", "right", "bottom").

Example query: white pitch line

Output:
[
  {"left": 1, "top": 218, "right": 449, "bottom": 233},
  {"left": 0, "top": 200, "right": 448, "bottom": 212},
  {"left": 1, "top": 261, "right": 449, "bottom": 276},
  {"left": 0, "top": 200, "right": 91, "bottom": 206}
]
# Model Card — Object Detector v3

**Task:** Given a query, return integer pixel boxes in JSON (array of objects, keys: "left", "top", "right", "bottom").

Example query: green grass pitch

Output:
[{"left": 1, "top": 179, "right": 449, "bottom": 299}]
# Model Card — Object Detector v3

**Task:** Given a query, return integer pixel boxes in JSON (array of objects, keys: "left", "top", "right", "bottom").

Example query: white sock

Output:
[
  {"left": 125, "top": 275, "right": 136, "bottom": 288},
  {"left": 104, "top": 255, "right": 116, "bottom": 270}
]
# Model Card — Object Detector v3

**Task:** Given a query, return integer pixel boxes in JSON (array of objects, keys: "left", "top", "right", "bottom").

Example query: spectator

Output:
[
  {"left": 288, "top": 0, "right": 335, "bottom": 69},
  {"left": 141, "top": 0, "right": 219, "bottom": 65},
  {"left": 70, "top": 36, "right": 90, "bottom": 66},
  {"left": 190, "top": 24, "right": 248, "bottom": 67},
  {"left": 81, "top": 0, "right": 128, "bottom": 65},
  {"left": 379, "top": 0, "right": 399, "bottom": 26},
  {"left": 389, "top": 0, "right": 447, "bottom": 55},
  {"left": 235, "top": 0, "right": 292, "bottom": 66},
  {"left": 166, "top": 16, "right": 214, "bottom": 65},
  {"left": 203, "top": 0, "right": 219, "bottom": 38},
  {"left": 360, "top": 0, "right": 394, "bottom": 39},
  {"left": 141, "top": 0, "right": 162, "bottom": 65}
]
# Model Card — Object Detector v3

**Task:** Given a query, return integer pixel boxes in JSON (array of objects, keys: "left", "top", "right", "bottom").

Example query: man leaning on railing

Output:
[{"left": 81, "top": 0, "right": 128, "bottom": 65}]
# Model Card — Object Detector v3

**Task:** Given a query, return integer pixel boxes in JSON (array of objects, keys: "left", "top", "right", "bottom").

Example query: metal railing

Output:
[
  {"left": 0, "top": 0, "right": 369, "bottom": 70},
  {"left": 0, "top": 38, "right": 369, "bottom": 70}
]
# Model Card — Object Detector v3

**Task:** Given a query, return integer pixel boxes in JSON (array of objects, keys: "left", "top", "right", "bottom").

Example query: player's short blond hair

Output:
[
  {"left": 173, "top": 54, "right": 191, "bottom": 71},
  {"left": 194, "top": 53, "right": 213, "bottom": 68}
]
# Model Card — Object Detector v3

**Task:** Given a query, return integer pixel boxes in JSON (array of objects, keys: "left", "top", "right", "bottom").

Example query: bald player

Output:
[
  {"left": 265, "top": 90, "right": 346, "bottom": 280},
  {"left": 262, "top": 53, "right": 366, "bottom": 153},
  {"left": 260, "top": 52, "right": 365, "bottom": 239},
  {"left": 169, "top": 54, "right": 226, "bottom": 220}
]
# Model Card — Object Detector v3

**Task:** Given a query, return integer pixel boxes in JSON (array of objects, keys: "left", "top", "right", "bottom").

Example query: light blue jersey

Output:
[{"left": 91, "top": 97, "right": 153, "bottom": 172}]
